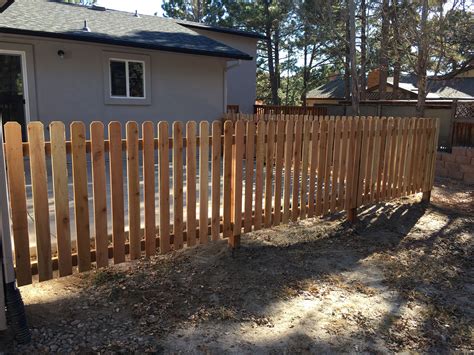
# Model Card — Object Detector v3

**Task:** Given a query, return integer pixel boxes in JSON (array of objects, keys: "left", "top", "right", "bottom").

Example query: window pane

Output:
[
  {"left": 110, "top": 61, "right": 126, "bottom": 97},
  {"left": 128, "top": 62, "right": 144, "bottom": 98}
]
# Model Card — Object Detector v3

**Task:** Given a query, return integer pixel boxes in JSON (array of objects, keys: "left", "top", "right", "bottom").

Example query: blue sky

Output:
[{"left": 96, "top": 0, "right": 164, "bottom": 16}]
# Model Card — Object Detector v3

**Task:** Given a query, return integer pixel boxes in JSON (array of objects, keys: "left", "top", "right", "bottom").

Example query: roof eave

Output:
[
  {"left": 0, "top": 27, "right": 254, "bottom": 61},
  {"left": 178, "top": 22, "right": 268, "bottom": 40},
  {"left": 0, "top": 0, "right": 14, "bottom": 13},
  {"left": 306, "top": 97, "right": 345, "bottom": 100}
]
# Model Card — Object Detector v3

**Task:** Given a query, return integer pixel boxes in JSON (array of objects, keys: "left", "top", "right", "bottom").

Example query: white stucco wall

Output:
[
  {"left": 192, "top": 29, "right": 258, "bottom": 114},
  {"left": 0, "top": 34, "right": 227, "bottom": 131}
]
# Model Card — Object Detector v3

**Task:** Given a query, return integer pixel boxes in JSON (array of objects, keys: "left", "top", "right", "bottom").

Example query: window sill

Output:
[{"left": 104, "top": 97, "right": 151, "bottom": 106}]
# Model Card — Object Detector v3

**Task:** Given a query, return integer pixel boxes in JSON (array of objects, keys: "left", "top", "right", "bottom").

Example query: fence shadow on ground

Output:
[{"left": 7, "top": 196, "right": 471, "bottom": 352}]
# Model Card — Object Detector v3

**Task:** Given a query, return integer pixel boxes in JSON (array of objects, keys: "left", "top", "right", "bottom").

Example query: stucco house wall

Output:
[
  {"left": 192, "top": 29, "right": 258, "bottom": 114},
  {"left": 0, "top": 33, "right": 227, "bottom": 132}
]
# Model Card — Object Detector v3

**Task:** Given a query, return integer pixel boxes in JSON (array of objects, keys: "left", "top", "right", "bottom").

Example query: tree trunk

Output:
[
  {"left": 267, "top": 39, "right": 279, "bottom": 105},
  {"left": 286, "top": 46, "right": 291, "bottom": 105},
  {"left": 274, "top": 28, "right": 281, "bottom": 104},
  {"left": 349, "top": 0, "right": 360, "bottom": 114},
  {"left": 193, "top": 0, "right": 203, "bottom": 22},
  {"left": 302, "top": 32, "right": 309, "bottom": 106},
  {"left": 391, "top": 0, "right": 401, "bottom": 99},
  {"left": 416, "top": 0, "right": 429, "bottom": 116},
  {"left": 264, "top": 1, "right": 279, "bottom": 105},
  {"left": 344, "top": 8, "right": 351, "bottom": 101},
  {"left": 379, "top": 0, "right": 389, "bottom": 100},
  {"left": 393, "top": 62, "right": 401, "bottom": 99},
  {"left": 360, "top": 0, "right": 367, "bottom": 101}
]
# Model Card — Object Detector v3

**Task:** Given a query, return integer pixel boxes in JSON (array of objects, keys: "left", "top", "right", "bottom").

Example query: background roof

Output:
[{"left": 308, "top": 74, "right": 474, "bottom": 100}]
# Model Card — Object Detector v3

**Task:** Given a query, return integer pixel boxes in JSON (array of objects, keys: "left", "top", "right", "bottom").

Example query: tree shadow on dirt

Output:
[{"left": 370, "top": 204, "right": 473, "bottom": 352}]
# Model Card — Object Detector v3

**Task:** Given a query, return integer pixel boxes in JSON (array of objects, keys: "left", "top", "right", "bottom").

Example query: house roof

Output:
[
  {"left": 0, "top": 0, "right": 14, "bottom": 13},
  {"left": 0, "top": 0, "right": 254, "bottom": 60},
  {"left": 388, "top": 74, "right": 474, "bottom": 99},
  {"left": 308, "top": 74, "right": 474, "bottom": 100},
  {"left": 306, "top": 76, "right": 348, "bottom": 99},
  {"left": 176, "top": 20, "right": 267, "bottom": 40}
]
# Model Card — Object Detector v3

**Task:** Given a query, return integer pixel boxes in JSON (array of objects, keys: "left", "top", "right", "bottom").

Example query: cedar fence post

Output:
[
  {"left": 422, "top": 191, "right": 431, "bottom": 202},
  {"left": 0, "top": 118, "right": 13, "bottom": 330},
  {"left": 348, "top": 118, "right": 364, "bottom": 223},
  {"left": 423, "top": 118, "right": 440, "bottom": 203}
]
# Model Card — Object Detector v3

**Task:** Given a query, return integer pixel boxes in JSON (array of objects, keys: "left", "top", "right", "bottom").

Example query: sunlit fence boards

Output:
[{"left": 2, "top": 115, "right": 439, "bottom": 286}]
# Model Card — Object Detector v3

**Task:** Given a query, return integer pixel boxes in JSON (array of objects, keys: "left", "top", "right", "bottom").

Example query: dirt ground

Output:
[{"left": 1, "top": 177, "right": 473, "bottom": 353}]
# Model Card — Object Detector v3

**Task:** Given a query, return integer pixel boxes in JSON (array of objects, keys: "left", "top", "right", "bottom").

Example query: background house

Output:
[
  {"left": 0, "top": 0, "right": 263, "bottom": 137},
  {"left": 305, "top": 67, "right": 474, "bottom": 147},
  {"left": 307, "top": 68, "right": 474, "bottom": 105}
]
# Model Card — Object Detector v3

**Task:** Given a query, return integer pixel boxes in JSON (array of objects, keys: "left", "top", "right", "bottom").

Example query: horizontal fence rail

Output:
[{"left": 2, "top": 115, "right": 439, "bottom": 286}]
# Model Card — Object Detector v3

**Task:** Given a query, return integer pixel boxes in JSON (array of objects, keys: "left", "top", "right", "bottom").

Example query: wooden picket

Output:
[
  {"left": 211, "top": 121, "right": 221, "bottom": 240},
  {"left": 264, "top": 121, "right": 275, "bottom": 227},
  {"left": 173, "top": 122, "right": 184, "bottom": 249},
  {"left": 273, "top": 121, "right": 285, "bottom": 225},
  {"left": 4, "top": 123, "right": 31, "bottom": 286},
  {"left": 90, "top": 122, "right": 108, "bottom": 268},
  {"left": 292, "top": 119, "right": 303, "bottom": 221},
  {"left": 1, "top": 115, "right": 439, "bottom": 285},
  {"left": 254, "top": 121, "right": 265, "bottom": 230},
  {"left": 282, "top": 120, "right": 294, "bottom": 224},
  {"left": 244, "top": 122, "right": 255, "bottom": 232},
  {"left": 50, "top": 122, "right": 73, "bottom": 276},
  {"left": 231, "top": 121, "right": 245, "bottom": 247},
  {"left": 186, "top": 122, "right": 197, "bottom": 246},
  {"left": 222, "top": 121, "right": 233, "bottom": 238},
  {"left": 158, "top": 122, "right": 170, "bottom": 253},
  {"left": 126, "top": 122, "right": 140, "bottom": 260},
  {"left": 108, "top": 122, "right": 125, "bottom": 264},
  {"left": 199, "top": 121, "right": 209, "bottom": 245},
  {"left": 71, "top": 122, "right": 91, "bottom": 273},
  {"left": 143, "top": 121, "right": 156, "bottom": 256}
]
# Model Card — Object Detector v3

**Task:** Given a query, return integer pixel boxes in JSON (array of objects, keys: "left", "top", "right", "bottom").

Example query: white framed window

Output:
[
  {"left": 109, "top": 59, "right": 145, "bottom": 99},
  {"left": 103, "top": 51, "right": 151, "bottom": 105}
]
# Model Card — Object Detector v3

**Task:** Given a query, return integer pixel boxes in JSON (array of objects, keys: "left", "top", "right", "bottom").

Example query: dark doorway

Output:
[{"left": 0, "top": 53, "right": 27, "bottom": 140}]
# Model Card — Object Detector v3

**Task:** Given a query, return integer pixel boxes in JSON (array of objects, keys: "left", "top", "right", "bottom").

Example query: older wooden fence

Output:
[
  {"left": 452, "top": 120, "right": 474, "bottom": 147},
  {"left": 2, "top": 116, "right": 439, "bottom": 286},
  {"left": 451, "top": 101, "right": 474, "bottom": 147},
  {"left": 254, "top": 104, "right": 327, "bottom": 116}
]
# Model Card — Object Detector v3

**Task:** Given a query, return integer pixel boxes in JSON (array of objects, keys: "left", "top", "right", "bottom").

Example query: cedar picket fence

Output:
[{"left": 2, "top": 115, "right": 439, "bottom": 286}]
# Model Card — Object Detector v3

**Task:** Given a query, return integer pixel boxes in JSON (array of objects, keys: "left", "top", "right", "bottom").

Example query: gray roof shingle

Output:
[
  {"left": 0, "top": 0, "right": 253, "bottom": 60},
  {"left": 307, "top": 76, "right": 348, "bottom": 99},
  {"left": 176, "top": 19, "right": 267, "bottom": 40}
]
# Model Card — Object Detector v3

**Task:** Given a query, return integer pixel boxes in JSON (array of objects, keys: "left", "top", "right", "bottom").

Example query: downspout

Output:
[{"left": 223, "top": 60, "right": 241, "bottom": 112}]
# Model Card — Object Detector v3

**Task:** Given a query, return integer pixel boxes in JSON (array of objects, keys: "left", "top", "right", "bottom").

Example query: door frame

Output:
[{"left": 0, "top": 48, "right": 31, "bottom": 126}]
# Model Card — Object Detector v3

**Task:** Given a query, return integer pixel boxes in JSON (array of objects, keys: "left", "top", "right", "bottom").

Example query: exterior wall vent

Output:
[{"left": 82, "top": 20, "right": 91, "bottom": 32}]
